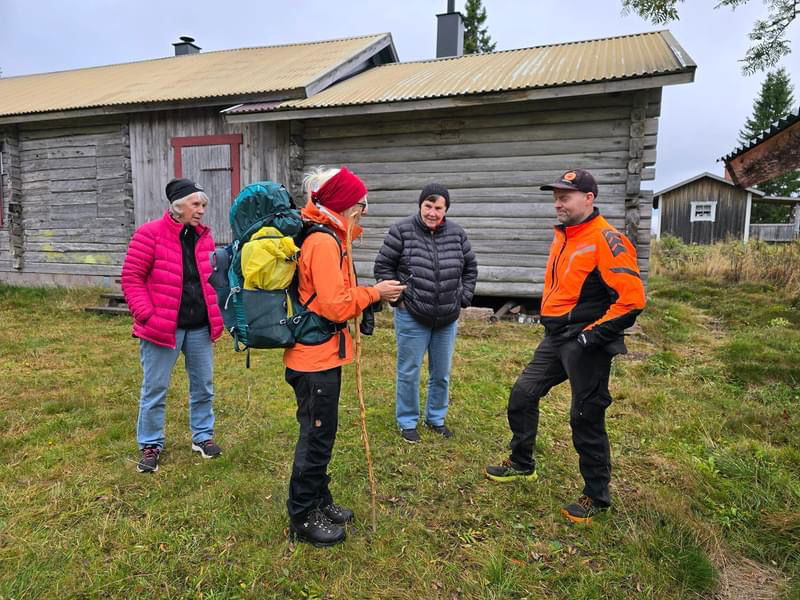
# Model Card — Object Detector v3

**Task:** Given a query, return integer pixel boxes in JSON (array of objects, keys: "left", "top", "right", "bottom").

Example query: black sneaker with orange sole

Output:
[{"left": 561, "top": 495, "right": 609, "bottom": 525}]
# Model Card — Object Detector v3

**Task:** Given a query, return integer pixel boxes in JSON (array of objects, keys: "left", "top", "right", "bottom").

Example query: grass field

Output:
[{"left": 0, "top": 269, "right": 798, "bottom": 599}]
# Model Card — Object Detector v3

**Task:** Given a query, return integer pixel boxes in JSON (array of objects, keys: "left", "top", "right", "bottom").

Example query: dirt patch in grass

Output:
[{"left": 714, "top": 557, "right": 787, "bottom": 600}]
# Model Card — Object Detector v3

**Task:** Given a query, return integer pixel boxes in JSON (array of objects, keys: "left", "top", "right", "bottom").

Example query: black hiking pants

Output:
[
  {"left": 285, "top": 366, "right": 341, "bottom": 522},
  {"left": 507, "top": 335, "right": 614, "bottom": 506}
]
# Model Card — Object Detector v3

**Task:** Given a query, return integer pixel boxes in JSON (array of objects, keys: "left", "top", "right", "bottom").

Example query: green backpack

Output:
[{"left": 209, "top": 182, "right": 346, "bottom": 365}]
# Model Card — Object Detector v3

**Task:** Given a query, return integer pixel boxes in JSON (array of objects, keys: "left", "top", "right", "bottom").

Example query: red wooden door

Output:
[{"left": 171, "top": 134, "right": 242, "bottom": 245}]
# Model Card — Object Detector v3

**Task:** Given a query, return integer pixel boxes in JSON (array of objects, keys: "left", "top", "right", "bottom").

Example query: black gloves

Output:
[
  {"left": 360, "top": 301, "right": 382, "bottom": 336},
  {"left": 578, "top": 328, "right": 628, "bottom": 356}
]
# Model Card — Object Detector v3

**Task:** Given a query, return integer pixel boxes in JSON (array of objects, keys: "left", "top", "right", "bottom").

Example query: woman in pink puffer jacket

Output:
[{"left": 121, "top": 178, "right": 224, "bottom": 473}]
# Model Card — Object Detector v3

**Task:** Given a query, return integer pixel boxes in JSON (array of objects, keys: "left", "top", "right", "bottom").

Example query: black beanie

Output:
[
  {"left": 165, "top": 178, "right": 204, "bottom": 203},
  {"left": 418, "top": 183, "right": 450, "bottom": 210}
]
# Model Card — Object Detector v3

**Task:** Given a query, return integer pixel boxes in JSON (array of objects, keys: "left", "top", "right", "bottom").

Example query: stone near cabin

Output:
[{"left": 460, "top": 307, "right": 495, "bottom": 322}]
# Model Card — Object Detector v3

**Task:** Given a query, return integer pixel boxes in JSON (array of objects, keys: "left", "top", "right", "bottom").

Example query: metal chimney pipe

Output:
[
  {"left": 173, "top": 36, "right": 201, "bottom": 56},
  {"left": 436, "top": 3, "right": 464, "bottom": 58}
]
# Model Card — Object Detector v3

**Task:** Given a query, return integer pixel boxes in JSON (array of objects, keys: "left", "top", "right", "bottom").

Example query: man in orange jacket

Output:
[{"left": 485, "top": 169, "right": 646, "bottom": 524}]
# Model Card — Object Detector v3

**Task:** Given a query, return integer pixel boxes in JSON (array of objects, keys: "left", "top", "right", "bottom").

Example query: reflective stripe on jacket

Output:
[{"left": 540, "top": 209, "right": 646, "bottom": 345}]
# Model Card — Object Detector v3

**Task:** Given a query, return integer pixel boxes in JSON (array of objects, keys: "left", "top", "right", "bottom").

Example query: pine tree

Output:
[
  {"left": 738, "top": 68, "right": 795, "bottom": 145},
  {"left": 738, "top": 68, "right": 799, "bottom": 222},
  {"left": 463, "top": 0, "right": 496, "bottom": 54}
]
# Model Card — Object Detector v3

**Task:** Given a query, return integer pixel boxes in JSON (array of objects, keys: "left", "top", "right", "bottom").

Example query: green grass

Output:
[{"left": 0, "top": 274, "right": 798, "bottom": 599}]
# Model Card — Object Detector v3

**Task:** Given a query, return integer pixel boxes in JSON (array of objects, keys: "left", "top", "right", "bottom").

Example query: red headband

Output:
[{"left": 311, "top": 167, "right": 367, "bottom": 214}]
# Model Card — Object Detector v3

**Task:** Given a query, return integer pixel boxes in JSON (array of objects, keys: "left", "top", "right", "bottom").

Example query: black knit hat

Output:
[
  {"left": 418, "top": 183, "right": 450, "bottom": 210},
  {"left": 165, "top": 178, "right": 204, "bottom": 203},
  {"left": 540, "top": 169, "right": 598, "bottom": 199}
]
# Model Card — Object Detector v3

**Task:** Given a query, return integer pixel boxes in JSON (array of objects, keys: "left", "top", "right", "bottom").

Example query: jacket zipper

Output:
[
  {"left": 542, "top": 228, "right": 567, "bottom": 309},
  {"left": 431, "top": 228, "right": 440, "bottom": 326}
]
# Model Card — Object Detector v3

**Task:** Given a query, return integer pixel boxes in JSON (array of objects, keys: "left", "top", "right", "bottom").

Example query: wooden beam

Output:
[
  {"left": 304, "top": 105, "right": 647, "bottom": 140},
  {"left": 306, "top": 137, "right": 634, "bottom": 164}
]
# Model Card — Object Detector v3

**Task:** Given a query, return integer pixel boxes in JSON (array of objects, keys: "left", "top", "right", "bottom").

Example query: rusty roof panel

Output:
[
  {"left": 0, "top": 34, "right": 390, "bottom": 117},
  {"left": 721, "top": 106, "right": 800, "bottom": 162},
  {"left": 265, "top": 31, "right": 692, "bottom": 112}
]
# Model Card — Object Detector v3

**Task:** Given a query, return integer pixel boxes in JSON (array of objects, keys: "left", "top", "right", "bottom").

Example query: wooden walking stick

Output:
[{"left": 346, "top": 218, "right": 378, "bottom": 532}]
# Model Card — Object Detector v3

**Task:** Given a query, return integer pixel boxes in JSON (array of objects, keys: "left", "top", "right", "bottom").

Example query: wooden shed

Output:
[
  {"left": 1, "top": 30, "right": 695, "bottom": 297},
  {"left": 655, "top": 172, "right": 800, "bottom": 243},
  {"left": 655, "top": 172, "right": 764, "bottom": 244},
  {"left": 0, "top": 34, "right": 397, "bottom": 286}
]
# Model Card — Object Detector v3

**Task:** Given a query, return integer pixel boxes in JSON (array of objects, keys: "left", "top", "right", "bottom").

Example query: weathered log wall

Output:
[
  {"left": 0, "top": 110, "right": 293, "bottom": 285},
  {"left": 0, "top": 89, "right": 662, "bottom": 293},
  {"left": 0, "top": 117, "right": 133, "bottom": 284},
  {"left": 300, "top": 91, "right": 658, "bottom": 296},
  {"left": 0, "top": 129, "right": 23, "bottom": 271}
]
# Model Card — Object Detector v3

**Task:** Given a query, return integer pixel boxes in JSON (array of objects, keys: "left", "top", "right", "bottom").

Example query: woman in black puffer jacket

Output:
[{"left": 374, "top": 183, "right": 478, "bottom": 443}]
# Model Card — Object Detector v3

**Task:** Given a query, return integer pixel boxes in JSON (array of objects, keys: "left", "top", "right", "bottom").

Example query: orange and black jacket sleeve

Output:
[{"left": 584, "top": 227, "right": 647, "bottom": 342}]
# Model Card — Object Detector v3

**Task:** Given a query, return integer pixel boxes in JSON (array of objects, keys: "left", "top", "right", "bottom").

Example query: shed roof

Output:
[
  {"left": 655, "top": 172, "right": 765, "bottom": 197},
  {"left": 225, "top": 30, "right": 695, "bottom": 119},
  {"left": 0, "top": 34, "right": 394, "bottom": 117},
  {"left": 721, "top": 106, "right": 800, "bottom": 162}
]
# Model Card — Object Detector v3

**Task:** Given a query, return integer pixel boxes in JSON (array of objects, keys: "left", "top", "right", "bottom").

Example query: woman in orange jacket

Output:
[{"left": 285, "top": 166, "right": 405, "bottom": 547}]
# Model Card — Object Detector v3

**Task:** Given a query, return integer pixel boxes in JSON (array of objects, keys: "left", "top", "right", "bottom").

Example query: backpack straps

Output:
[
  {"left": 295, "top": 223, "right": 349, "bottom": 358},
  {"left": 296, "top": 223, "right": 345, "bottom": 310}
]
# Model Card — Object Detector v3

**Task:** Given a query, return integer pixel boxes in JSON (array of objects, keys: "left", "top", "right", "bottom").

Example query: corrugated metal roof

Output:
[
  {"left": 230, "top": 30, "right": 694, "bottom": 115},
  {"left": 0, "top": 34, "right": 390, "bottom": 117},
  {"left": 721, "top": 105, "right": 800, "bottom": 162}
]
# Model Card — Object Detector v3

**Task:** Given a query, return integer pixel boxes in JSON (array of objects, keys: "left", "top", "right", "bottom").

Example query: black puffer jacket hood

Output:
[{"left": 374, "top": 214, "right": 478, "bottom": 328}]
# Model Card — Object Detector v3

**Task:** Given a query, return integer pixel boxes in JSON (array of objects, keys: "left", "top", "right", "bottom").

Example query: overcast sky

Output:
[{"left": 2, "top": 0, "right": 798, "bottom": 194}]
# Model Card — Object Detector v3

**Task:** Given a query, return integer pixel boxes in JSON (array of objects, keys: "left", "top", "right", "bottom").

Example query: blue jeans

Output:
[
  {"left": 394, "top": 307, "right": 458, "bottom": 430},
  {"left": 137, "top": 327, "right": 215, "bottom": 449}
]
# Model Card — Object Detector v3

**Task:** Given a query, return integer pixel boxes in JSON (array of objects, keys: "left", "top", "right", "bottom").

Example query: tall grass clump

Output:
[{"left": 651, "top": 235, "right": 800, "bottom": 296}]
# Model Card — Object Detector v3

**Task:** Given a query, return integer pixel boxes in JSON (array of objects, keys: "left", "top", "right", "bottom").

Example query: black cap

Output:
[
  {"left": 540, "top": 169, "right": 598, "bottom": 199},
  {"left": 165, "top": 178, "right": 204, "bottom": 203},
  {"left": 418, "top": 183, "right": 450, "bottom": 210}
]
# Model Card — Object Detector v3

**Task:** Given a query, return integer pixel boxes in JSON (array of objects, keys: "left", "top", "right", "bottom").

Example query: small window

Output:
[{"left": 690, "top": 201, "right": 716, "bottom": 222}]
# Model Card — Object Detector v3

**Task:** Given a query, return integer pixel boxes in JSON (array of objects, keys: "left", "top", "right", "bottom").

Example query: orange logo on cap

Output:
[{"left": 562, "top": 171, "right": 577, "bottom": 182}]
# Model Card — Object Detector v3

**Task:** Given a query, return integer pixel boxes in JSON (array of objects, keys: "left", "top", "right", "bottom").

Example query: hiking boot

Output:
[
  {"left": 425, "top": 422, "right": 454, "bottom": 438},
  {"left": 485, "top": 458, "right": 537, "bottom": 482},
  {"left": 401, "top": 428, "right": 421, "bottom": 444},
  {"left": 290, "top": 509, "right": 346, "bottom": 547},
  {"left": 192, "top": 439, "right": 222, "bottom": 459},
  {"left": 137, "top": 445, "right": 160, "bottom": 473},
  {"left": 321, "top": 502, "right": 355, "bottom": 524},
  {"left": 561, "top": 495, "right": 609, "bottom": 525}
]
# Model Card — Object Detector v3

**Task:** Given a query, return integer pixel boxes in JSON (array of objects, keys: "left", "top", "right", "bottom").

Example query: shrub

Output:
[{"left": 651, "top": 237, "right": 800, "bottom": 295}]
